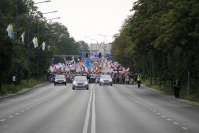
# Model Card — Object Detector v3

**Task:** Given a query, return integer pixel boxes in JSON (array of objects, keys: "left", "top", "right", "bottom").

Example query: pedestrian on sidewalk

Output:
[
  {"left": 173, "top": 79, "right": 181, "bottom": 98},
  {"left": 12, "top": 75, "right": 17, "bottom": 87}
]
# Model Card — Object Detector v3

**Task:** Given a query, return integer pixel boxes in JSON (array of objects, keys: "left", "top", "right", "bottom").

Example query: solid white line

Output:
[
  {"left": 91, "top": 85, "right": 96, "bottom": 133},
  {"left": 82, "top": 85, "right": 93, "bottom": 133}
]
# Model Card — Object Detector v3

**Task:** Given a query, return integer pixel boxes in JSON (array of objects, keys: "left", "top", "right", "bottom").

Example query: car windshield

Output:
[
  {"left": 101, "top": 75, "right": 111, "bottom": 79},
  {"left": 56, "top": 75, "right": 65, "bottom": 79},
  {"left": 74, "top": 76, "right": 87, "bottom": 81}
]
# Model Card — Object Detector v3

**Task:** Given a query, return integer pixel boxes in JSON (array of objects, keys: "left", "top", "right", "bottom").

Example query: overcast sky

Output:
[{"left": 34, "top": 0, "right": 136, "bottom": 44}]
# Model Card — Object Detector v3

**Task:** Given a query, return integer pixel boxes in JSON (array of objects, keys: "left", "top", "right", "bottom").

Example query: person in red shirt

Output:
[{"left": 116, "top": 72, "right": 120, "bottom": 84}]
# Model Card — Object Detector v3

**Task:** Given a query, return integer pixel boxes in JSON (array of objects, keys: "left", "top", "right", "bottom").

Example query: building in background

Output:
[{"left": 90, "top": 42, "right": 112, "bottom": 57}]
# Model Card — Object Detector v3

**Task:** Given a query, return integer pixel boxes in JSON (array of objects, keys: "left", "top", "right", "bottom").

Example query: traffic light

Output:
[
  {"left": 86, "top": 52, "right": 88, "bottom": 58},
  {"left": 99, "top": 52, "right": 101, "bottom": 58}
]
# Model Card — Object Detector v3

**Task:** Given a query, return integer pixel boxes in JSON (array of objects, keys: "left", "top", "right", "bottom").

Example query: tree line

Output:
[
  {"left": 112, "top": 0, "right": 199, "bottom": 90},
  {"left": 0, "top": 0, "right": 88, "bottom": 89}
]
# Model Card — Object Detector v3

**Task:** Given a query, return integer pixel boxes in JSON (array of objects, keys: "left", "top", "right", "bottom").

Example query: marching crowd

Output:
[{"left": 46, "top": 70, "right": 141, "bottom": 85}]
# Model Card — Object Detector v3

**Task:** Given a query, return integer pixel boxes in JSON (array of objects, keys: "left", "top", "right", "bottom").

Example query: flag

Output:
[
  {"left": 21, "top": 32, "right": 25, "bottom": 44},
  {"left": 47, "top": 45, "right": 50, "bottom": 51},
  {"left": 6, "top": 24, "right": 14, "bottom": 40},
  {"left": 41, "top": 42, "right": 45, "bottom": 51},
  {"left": 32, "top": 37, "right": 38, "bottom": 48},
  {"left": 84, "top": 58, "right": 90, "bottom": 68},
  {"left": 123, "top": 68, "right": 130, "bottom": 75}
]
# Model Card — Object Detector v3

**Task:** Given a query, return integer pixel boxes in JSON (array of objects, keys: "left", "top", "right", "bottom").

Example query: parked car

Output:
[
  {"left": 54, "top": 74, "right": 67, "bottom": 86},
  {"left": 99, "top": 74, "right": 113, "bottom": 86},
  {"left": 72, "top": 76, "right": 89, "bottom": 90}
]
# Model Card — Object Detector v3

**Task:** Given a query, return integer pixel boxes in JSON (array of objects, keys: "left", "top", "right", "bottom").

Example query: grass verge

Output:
[
  {"left": 144, "top": 80, "right": 199, "bottom": 104},
  {"left": 0, "top": 77, "right": 46, "bottom": 96}
]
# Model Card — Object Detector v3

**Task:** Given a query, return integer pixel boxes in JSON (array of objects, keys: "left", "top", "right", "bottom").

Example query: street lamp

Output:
[
  {"left": 27, "top": 0, "right": 51, "bottom": 81},
  {"left": 34, "top": 0, "right": 51, "bottom": 4},
  {"left": 47, "top": 17, "right": 61, "bottom": 21}
]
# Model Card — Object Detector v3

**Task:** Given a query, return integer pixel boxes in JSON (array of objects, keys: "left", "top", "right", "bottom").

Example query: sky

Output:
[{"left": 34, "top": 0, "right": 136, "bottom": 44}]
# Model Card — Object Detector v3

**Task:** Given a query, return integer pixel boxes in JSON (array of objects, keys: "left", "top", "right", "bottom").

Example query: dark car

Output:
[{"left": 72, "top": 76, "right": 89, "bottom": 90}]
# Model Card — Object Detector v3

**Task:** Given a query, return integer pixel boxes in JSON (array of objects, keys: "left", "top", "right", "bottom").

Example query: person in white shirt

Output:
[{"left": 12, "top": 75, "right": 17, "bottom": 87}]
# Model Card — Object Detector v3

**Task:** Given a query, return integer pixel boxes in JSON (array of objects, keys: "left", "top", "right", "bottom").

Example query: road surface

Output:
[{"left": 0, "top": 83, "right": 199, "bottom": 133}]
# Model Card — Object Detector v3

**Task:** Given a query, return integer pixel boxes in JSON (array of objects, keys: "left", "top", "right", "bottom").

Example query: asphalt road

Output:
[{"left": 0, "top": 83, "right": 199, "bottom": 133}]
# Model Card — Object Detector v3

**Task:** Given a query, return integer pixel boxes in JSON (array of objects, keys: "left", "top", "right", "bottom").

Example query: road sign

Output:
[
  {"left": 94, "top": 54, "right": 99, "bottom": 58},
  {"left": 108, "top": 54, "right": 112, "bottom": 58},
  {"left": 82, "top": 54, "right": 86, "bottom": 58}
]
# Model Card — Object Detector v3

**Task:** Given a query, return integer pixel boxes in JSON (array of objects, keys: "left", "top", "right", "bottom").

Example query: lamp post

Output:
[
  {"left": 47, "top": 17, "right": 61, "bottom": 21},
  {"left": 27, "top": 0, "right": 51, "bottom": 81},
  {"left": 36, "top": 11, "right": 59, "bottom": 80}
]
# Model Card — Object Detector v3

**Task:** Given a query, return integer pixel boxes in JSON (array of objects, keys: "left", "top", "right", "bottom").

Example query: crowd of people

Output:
[{"left": 46, "top": 70, "right": 141, "bottom": 85}]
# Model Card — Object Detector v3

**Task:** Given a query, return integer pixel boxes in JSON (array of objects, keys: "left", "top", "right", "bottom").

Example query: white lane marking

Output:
[
  {"left": 162, "top": 116, "right": 166, "bottom": 118},
  {"left": 82, "top": 85, "right": 93, "bottom": 133},
  {"left": 91, "top": 85, "right": 96, "bottom": 133},
  {"left": 153, "top": 110, "right": 156, "bottom": 112},
  {"left": 174, "top": 122, "right": 179, "bottom": 125},
  {"left": 21, "top": 110, "right": 25, "bottom": 113},
  {"left": 15, "top": 113, "right": 20, "bottom": 115},
  {"left": 9, "top": 116, "right": 14, "bottom": 118},
  {"left": 182, "top": 127, "right": 188, "bottom": 130},
  {"left": 0, "top": 119, "right": 6, "bottom": 122},
  {"left": 26, "top": 108, "right": 30, "bottom": 110},
  {"left": 157, "top": 113, "right": 160, "bottom": 115},
  {"left": 167, "top": 118, "right": 171, "bottom": 121}
]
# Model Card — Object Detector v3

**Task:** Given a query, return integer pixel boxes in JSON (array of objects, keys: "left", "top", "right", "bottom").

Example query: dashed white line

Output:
[
  {"left": 135, "top": 100, "right": 189, "bottom": 132},
  {"left": 15, "top": 113, "right": 20, "bottom": 115},
  {"left": 0, "top": 119, "right": 6, "bottom": 122},
  {"left": 21, "top": 110, "right": 25, "bottom": 113},
  {"left": 173, "top": 122, "right": 179, "bottom": 125},
  {"left": 182, "top": 127, "right": 188, "bottom": 130},
  {"left": 9, "top": 116, "right": 14, "bottom": 118}
]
